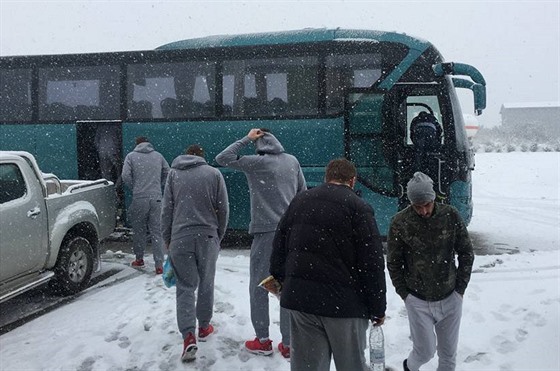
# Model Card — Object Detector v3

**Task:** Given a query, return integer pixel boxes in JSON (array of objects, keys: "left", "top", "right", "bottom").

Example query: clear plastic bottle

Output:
[{"left": 369, "top": 323, "right": 385, "bottom": 371}]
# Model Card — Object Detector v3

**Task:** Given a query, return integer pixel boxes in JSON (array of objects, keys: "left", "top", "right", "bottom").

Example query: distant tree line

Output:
[{"left": 472, "top": 121, "right": 560, "bottom": 152}]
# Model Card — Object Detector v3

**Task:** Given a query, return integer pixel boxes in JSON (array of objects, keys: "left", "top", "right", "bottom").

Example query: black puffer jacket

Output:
[{"left": 270, "top": 183, "right": 386, "bottom": 319}]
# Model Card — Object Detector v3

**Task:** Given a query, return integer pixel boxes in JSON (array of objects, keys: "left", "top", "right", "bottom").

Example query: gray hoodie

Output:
[
  {"left": 215, "top": 133, "right": 306, "bottom": 234},
  {"left": 161, "top": 154, "right": 229, "bottom": 243},
  {"left": 121, "top": 142, "right": 170, "bottom": 199}
]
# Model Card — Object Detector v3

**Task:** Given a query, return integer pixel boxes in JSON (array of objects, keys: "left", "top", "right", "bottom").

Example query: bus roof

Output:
[{"left": 156, "top": 28, "right": 432, "bottom": 52}]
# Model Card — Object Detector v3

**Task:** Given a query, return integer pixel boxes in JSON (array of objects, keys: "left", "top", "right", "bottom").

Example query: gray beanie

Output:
[{"left": 407, "top": 172, "right": 436, "bottom": 204}]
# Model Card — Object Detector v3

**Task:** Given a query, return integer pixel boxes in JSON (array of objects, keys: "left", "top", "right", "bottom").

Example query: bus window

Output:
[
  {"left": 38, "top": 65, "right": 120, "bottom": 121},
  {"left": 406, "top": 96, "right": 443, "bottom": 146},
  {"left": 127, "top": 61, "right": 216, "bottom": 120},
  {"left": 326, "top": 53, "right": 381, "bottom": 113},
  {"left": 222, "top": 56, "right": 318, "bottom": 117},
  {"left": 0, "top": 69, "right": 32, "bottom": 122}
]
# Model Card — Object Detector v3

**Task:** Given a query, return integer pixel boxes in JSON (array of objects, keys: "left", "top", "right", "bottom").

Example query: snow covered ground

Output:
[{"left": 0, "top": 152, "right": 558, "bottom": 371}]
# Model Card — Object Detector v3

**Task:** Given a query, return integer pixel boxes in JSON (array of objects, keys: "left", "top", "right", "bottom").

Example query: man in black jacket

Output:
[{"left": 270, "top": 158, "right": 386, "bottom": 371}]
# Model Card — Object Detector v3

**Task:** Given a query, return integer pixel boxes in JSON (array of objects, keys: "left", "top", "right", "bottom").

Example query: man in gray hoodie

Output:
[
  {"left": 161, "top": 144, "right": 229, "bottom": 362},
  {"left": 121, "top": 136, "right": 169, "bottom": 273},
  {"left": 215, "top": 128, "right": 306, "bottom": 358}
]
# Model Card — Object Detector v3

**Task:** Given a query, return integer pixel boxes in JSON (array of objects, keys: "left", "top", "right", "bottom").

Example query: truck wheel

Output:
[{"left": 51, "top": 235, "right": 94, "bottom": 295}]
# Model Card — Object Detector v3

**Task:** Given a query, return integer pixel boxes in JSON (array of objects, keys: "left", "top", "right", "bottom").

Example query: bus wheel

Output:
[{"left": 50, "top": 235, "right": 94, "bottom": 296}]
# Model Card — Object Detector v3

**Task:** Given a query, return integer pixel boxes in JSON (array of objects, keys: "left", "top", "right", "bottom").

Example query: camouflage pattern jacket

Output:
[{"left": 387, "top": 203, "right": 474, "bottom": 301}]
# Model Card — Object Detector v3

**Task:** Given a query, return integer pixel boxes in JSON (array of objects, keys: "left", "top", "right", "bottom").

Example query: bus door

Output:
[
  {"left": 389, "top": 83, "right": 451, "bottom": 208},
  {"left": 344, "top": 89, "right": 399, "bottom": 198},
  {"left": 76, "top": 120, "right": 122, "bottom": 183}
]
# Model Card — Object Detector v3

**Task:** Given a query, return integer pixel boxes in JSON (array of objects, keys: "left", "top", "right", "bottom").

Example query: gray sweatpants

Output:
[
  {"left": 169, "top": 234, "right": 220, "bottom": 339},
  {"left": 249, "top": 232, "right": 290, "bottom": 345},
  {"left": 289, "top": 310, "right": 370, "bottom": 371},
  {"left": 405, "top": 292, "right": 463, "bottom": 371},
  {"left": 128, "top": 197, "right": 165, "bottom": 267}
]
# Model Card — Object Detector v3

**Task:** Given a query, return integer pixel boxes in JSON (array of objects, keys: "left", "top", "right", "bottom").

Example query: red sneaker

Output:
[
  {"left": 245, "top": 337, "right": 273, "bottom": 356},
  {"left": 155, "top": 266, "right": 163, "bottom": 275},
  {"left": 131, "top": 259, "right": 145, "bottom": 268},
  {"left": 278, "top": 342, "right": 290, "bottom": 359},
  {"left": 198, "top": 324, "right": 214, "bottom": 342},
  {"left": 181, "top": 333, "right": 197, "bottom": 362}
]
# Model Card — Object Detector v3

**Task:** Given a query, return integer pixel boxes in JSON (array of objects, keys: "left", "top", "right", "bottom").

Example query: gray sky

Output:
[{"left": 1, "top": 0, "right": 558, "bottom": 127}]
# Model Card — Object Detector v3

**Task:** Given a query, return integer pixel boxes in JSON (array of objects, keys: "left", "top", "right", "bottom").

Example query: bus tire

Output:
[{"left": 50, "top": 235, "right": 94, "bottom": 296}]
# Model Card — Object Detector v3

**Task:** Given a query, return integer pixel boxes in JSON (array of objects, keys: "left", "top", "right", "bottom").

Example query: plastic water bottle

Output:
[{"left": 369, "top": 323, "right": 385, "bottom": 371}]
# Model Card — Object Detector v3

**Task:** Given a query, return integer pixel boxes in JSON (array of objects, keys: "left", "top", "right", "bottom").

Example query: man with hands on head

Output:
[{"left": 216, "top": 128, "right": 306, "bottom": 358}]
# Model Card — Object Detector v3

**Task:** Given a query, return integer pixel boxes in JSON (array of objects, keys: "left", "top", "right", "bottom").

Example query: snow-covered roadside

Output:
[{"left": 0, "top": 152, "right": 558, "bottom": 371}]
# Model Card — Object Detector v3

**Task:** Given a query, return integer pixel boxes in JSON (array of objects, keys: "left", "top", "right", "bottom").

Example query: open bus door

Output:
[
  {"left": 345, "top": 84, "right": 456, "bottom": 215},
  {"left": 76, "top": 120, "right": 123, "bottom": 182},
  {"left": 77, "top": 119, "right": 124, "bottom": 224},
  {"left": 344, "top": 89, "right": 402, "bottom": 234},
  {"left": 387, "top": 82, "right": 458, "bottom": 210},
  {"left": 344, "top": 89, "right": 399, "bottom": 198}
]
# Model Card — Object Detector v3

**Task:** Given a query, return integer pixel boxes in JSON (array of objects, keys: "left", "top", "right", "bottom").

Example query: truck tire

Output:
[{"left": 51, "top": 235, "right": 94, "bottom": 295}]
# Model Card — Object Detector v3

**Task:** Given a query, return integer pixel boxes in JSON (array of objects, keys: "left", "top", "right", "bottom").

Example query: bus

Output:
[{"left": 0, "top": 28, "right": 486, "bottom": 237}]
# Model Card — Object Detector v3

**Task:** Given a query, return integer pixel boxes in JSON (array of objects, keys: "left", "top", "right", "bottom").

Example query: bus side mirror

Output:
[
  {"left": 433, "top": 62, "right": 487, "bottom": 116},
  {"left": 451, "top": 77, "right": 487, "bottom": 116}
]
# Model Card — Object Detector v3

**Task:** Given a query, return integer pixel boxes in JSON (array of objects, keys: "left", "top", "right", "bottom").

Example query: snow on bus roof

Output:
[{"left": 156, "top": 28, "right": 431, "bottom": 51}]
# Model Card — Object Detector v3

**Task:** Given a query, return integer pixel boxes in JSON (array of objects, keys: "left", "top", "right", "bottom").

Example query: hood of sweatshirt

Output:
[
  {"left": 171, "top": 154, "right": 207, "bottom": 170},
  {"left": 255, "top": 132, "right": 285, "bottom": 155},
  {"left": 134, "top": 142, "right": 155, "bottom": 153}
]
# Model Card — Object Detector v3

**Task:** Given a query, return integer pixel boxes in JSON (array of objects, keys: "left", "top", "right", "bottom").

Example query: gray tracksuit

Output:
[
  {"left": 216, "top": 133, "right": 306, "bottom": 345},
  {"left": 161, "top": 154, "right": 229, "bottom": 338},
  {"left": 162, "top": 155, "right": 229, "bottom": 243},
  {"left": 121, "top": 142, "right": 169, "bottom": 267}
]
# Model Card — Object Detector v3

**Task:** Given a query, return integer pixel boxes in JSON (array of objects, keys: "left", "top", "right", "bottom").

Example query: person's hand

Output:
[
  {"left": 371, "top": 316, "right": 385, "bottom": 326},
  {"left": 258, "top": 275, "right": 282, "bottom": 298},
  {"left": 248, "top": 128, "right": 265, "bottom": 141}
]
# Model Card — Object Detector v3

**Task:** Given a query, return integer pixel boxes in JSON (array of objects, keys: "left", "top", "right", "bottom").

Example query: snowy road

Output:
[{"left": 0, "top": 152, "right": 558, "bottom": 371}]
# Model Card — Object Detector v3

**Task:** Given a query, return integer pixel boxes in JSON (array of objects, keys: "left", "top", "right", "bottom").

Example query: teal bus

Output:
[{"left": 0, "top": 28, "right": 486, "bottom": 237}]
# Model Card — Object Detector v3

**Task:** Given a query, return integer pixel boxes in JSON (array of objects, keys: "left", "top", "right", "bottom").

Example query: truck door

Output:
[{"left": 0, "top": 159, "right": 47, "bottom": 282}]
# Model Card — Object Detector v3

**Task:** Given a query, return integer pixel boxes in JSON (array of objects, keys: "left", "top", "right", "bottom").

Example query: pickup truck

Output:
[{"left": 0, "top": 151, "right": 116, "bottom": 302}]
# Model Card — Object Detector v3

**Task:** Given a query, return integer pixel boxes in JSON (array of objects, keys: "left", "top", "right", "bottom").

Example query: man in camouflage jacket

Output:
[{"left": 387, "top": 172, "right": 474, "bottom": 371}]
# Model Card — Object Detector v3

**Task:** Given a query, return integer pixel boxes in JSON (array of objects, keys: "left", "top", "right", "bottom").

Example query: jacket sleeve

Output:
[
  {"left": 160, "top": 170, "right": 174, "bottom": 245},
  {"left": 215, "top": 136, "right": 260, "bottom": 171},
  {"left": 121, "top": 155, "right": 133, "bottom": 189},
  {"left": 386, "top": 218, "right": 409, "bottom": 300},
  {"left": 453, "top": 211, "right": 474, "bottom": 295},
  {"left": 354, "top": 203, "right": 387, "bottom": 319},
  {"left": 215, "top": 172, "right": 230, "bottom": 241}
]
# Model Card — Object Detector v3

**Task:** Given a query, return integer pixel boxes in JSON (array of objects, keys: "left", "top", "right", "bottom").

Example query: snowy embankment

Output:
[{"left": 0, "top": 152, "right": 558, "bottom": 371}]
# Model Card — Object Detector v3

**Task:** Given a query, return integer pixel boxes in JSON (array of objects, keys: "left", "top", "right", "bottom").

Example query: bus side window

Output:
[
  {"left": 0, "top": 69, "right": 33, "bottom": 122},
  {"left": 406, "top": 97, "right": 444, "bottom": 146},
  {"left": 128, "top": 100, "right": 153, "bottom": 119},
  {"left": 269, "top": 97, "right": 287, "bottom": 115},
  {"left": 244, "top": 97, "right": 260, "bottom": 115},
  {"left": 39, "top": 65, "right": 119, "bottom": 121},
  {"left": 326, "top": 53, "right": 382, "bottom": 114},
  {"left": 161, "top": 97, "right": 179, "bottom": 118},
  {"left": 222, "top": 57, "right": 317, "bottom": 118}
]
